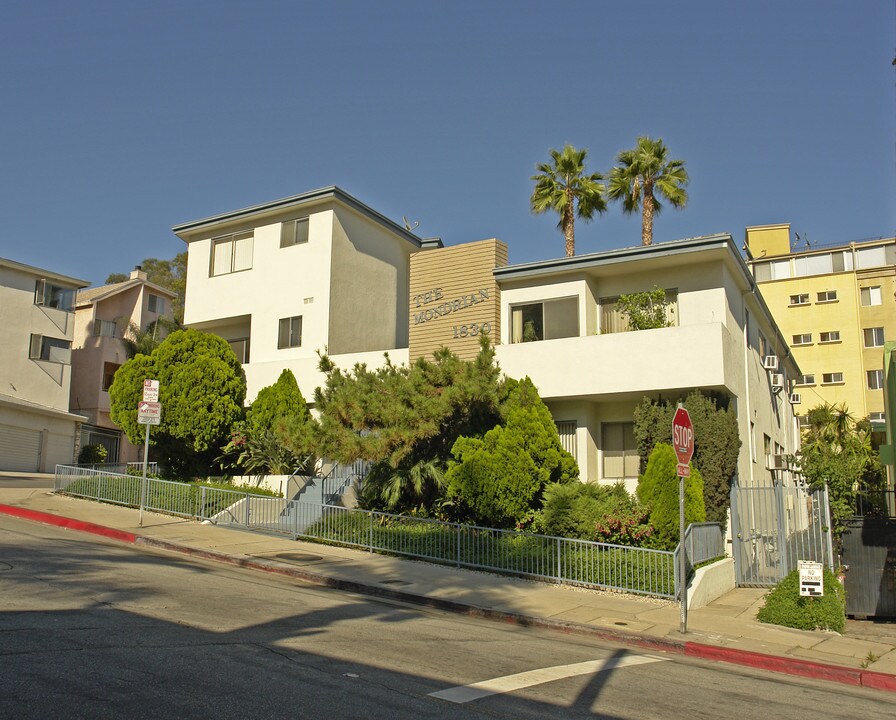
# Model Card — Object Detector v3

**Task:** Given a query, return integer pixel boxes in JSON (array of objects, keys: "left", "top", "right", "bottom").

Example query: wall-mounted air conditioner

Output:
[
  {"left": 789, "top": 392, "right": 801, "bottom": 405},
  {"left": 770, "top": 373, "right": 784, "bottom": 390},
  {"left": 766, "top": 454, "right": 788, "bottom": 471},
  {"left": 763, "top": 355, "right": 779, "bottom": 371}
]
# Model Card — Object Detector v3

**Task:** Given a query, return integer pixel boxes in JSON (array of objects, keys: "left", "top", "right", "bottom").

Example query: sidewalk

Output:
[{"left": 1, "top": 482, "right": 894, "bottom": 693}]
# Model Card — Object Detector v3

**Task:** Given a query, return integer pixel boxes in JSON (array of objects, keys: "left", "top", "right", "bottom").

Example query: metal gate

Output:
[
  {"left": 840, "top": 490, "right": 896, "bottom": 618},
  {"left": 730, "top": 484, "right": 834, "bottom": 587}
]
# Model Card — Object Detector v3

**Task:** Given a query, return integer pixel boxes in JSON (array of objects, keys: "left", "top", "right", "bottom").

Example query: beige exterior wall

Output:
[{"left": 409, "top": 239, "right": 506, "bottom": 361}]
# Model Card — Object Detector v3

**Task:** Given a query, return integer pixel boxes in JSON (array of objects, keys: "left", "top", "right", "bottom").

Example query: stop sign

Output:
[{"left": 672, "top": 407, "right": 694, "bottom": 466}]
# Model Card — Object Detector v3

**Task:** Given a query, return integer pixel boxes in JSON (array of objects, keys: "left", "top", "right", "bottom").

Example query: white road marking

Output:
[{"left": 429, "top": 654, "right": 666, "bottom": 704}]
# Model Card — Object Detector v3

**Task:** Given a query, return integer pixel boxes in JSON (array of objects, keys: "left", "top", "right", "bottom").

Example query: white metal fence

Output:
[{"left": 54, "top": 465, "right": 727, "bottom": 600}]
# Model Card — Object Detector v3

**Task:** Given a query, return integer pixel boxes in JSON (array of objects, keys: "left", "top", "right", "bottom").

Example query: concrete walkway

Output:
[{"left": 1, "top": 480, "right": 894, "bottom": 693}]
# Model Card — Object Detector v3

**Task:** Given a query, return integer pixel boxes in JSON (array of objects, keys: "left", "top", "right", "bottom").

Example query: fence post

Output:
[
  {"left": 245, "top": 492, "right": 250, "bottom": 527},
  {"left": 368, "top": 510, "right": 373, "bottom": 552},
  {"left": 199, "top": 486, "right": 206, "bottom": 520},
  {"left": 456, "top": 523, "right": 461, "bottom": 567},
  {"left": 556, "top": 537, "right": 561, "bottom": 583}
]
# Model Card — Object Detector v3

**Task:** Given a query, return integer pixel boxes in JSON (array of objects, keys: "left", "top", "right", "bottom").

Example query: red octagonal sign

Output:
[{"left": 672, "top": 407, "right": 694, "bottom": 467}]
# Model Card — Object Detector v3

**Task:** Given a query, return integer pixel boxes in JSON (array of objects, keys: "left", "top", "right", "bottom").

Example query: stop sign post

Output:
[{"left": 672, "top": 406, "right": 694, "bottom": 634}]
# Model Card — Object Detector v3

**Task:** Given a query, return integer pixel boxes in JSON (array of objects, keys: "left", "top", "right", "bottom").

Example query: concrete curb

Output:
[{"left": 3, "top": 503, "right": 894, "bottom": 694}]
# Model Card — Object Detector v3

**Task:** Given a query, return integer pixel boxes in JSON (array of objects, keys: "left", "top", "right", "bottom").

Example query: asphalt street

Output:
[{"left": 1, "top": 514, "right": 892, "bottom": 719}]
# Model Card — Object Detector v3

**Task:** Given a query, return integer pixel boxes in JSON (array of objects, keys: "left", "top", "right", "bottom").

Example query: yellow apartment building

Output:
[{"left": 745, "top": 224, "right": 896, "bottom": 428}]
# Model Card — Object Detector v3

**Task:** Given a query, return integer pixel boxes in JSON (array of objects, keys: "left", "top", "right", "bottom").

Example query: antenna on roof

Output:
[
  {"left": 794, "top": 232, "right": 811, "bottom": 249},
  {"left": 402, "top": 216, "right": 420, "bottom": 232}
]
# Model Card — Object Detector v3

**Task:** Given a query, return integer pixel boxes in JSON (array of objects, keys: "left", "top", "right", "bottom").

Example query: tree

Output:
[
  {"left": 616, "top": 287, "right": 671, "bottom": 331},
  {"left": 530, "top": 144, "right": 607, "bottom": 257},
  {"left": 794, "top": 403, "right": 884, "bottom": 535},
  {"left": 637, "top": 443, "right": 705, "bottom": 550},
  {"left": 608, "top": 136, "right": 688, "bottom": 246},
  {"left": 109, "top": 329, "right": 246, "bottom": 476},
  {"left": 445, "top": 378, "right": 579, "bottom": 527},
  {"left": 247, "top": 369, "right": 309, "bottom": 435},
  {"left": 312, "top": 338, "right": 507, "bottom": 512},
  {"left": 633, "top": 391, "right": 740, "bottom": 526},
  {"left": 106, "top": 252, "right": 187, "bottom": 323}
]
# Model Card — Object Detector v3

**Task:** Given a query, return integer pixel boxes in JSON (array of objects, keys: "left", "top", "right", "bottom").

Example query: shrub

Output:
[
  {"left": 637, "top": 443, "right": 705, "bottom": 550},
  {"left": 537, "top": 481, "right": 652, "bottom": 545},
  {"left": 757, "top": 568, "right": 845, "bottom": 633},
  {"left": 78, "top": 444, "right": 108, "bottom": 464}
]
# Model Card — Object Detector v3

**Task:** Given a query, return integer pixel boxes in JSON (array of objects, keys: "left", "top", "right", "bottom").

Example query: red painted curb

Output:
[
  {"left": 0, "top": 504, "right": 138, "bottom": 544},
  {"left": 686, "top": 642, "right": 882, "bottom": 688},
  {"left": 861, "top": 670, "right": 896, "bottom": 692}
]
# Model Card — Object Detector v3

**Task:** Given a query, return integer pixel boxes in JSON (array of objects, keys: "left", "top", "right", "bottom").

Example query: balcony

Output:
[{"left": 495, "top": 323, "right": 734, "bottom": 401}]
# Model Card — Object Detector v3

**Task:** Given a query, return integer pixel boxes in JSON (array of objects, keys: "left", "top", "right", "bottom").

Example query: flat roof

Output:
[
  {"left": 0, "top": 257, "right": 90, "bottom": 289},
  {"left": 172, "top": 186, "right": 429, "bottom": 248}
]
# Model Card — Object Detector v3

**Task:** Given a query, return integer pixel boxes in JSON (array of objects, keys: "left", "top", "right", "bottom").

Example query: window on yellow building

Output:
[
  {"left": 819, "top": 331, "right": 841, "bottom": 343},
  {"left": 863, "top": 327, "right": 885, "bottom": 347}
]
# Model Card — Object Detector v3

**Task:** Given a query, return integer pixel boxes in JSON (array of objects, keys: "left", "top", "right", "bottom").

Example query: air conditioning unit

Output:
[
  {"left": 789, "top": 392, "right": 801, "bottom": 405},
  {"left": 770, "top": 373, "right": 785, "bottom": 390},
  {"left": 763, "top": 355, "right": 779, "bottom": 371},
  {"left": 766, "top": 454, "right": 788, "bottom": 471}
]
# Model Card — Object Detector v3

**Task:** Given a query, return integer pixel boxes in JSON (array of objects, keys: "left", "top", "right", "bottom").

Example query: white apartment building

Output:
[
  {"left": 174, "top": 187, "right": 441, "bottom": 398},
  {"left": 69, "top": 268, "right": 178, "bottom": 462},
  {"left": 0, "top": 257, "right": 89, "bottom": 472},
  {"left": 175, "top": 188, "right": 801, "bottom": 491}
]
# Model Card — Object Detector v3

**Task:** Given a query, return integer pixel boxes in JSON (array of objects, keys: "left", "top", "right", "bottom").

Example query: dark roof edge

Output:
[
  {"left": 493, "top": 234, "right": 734, "bottom": 279},
  {"left": 0, "top": 257, "right": 90, "bottom": 288},
  {"left": 171, "top": 186, "right": 425, "bottom": 248}
]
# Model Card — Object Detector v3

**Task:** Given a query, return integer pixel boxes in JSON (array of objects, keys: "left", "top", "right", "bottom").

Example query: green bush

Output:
[
  {"left": 637, "top": 443, "right": 705, "bottom": 550},
  {"left": 537, "top": 481, "right": 652, "bottom": 544},
  {"left": 78, "top": 444, "right": 108, "bottom": 464},
  {"left": 757, "top": 568, "right": 845, "bottom": 632}
]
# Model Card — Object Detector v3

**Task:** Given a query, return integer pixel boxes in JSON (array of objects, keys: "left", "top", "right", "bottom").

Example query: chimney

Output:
[{"left": 130, "top": 265, "right": 148, "bottom": 281}]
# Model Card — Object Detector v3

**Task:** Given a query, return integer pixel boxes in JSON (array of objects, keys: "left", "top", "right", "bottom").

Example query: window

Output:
[
  {"left": 771, "top": 260, "right": 791, "bottom": 280},
  {"left": 511, "top": 297, "right": 579, "bottom": 342},
  {"left": 793, "top": 253, "right": 833, "bottom": 277},
  {"left": 822, "top": 372, "right": 844, "bottom": 384},
  {"left": 794, "top": 374, "right": 816, "bottom": 386},
  {"left": 758, "top": 333, "right": 769, "bottom": 360},
  {"left": 763, "top": 434, "right": 771, "bottom": 458},
  {"left": 29, "top": 334, "right": 71, "bottom": 364},
  {"left": 147, "top": 294, "right": 164, "bottom": 314},
  {"left": 860, "top": 286, "right": 882, "bottom": 306},
  {"left": 789, "top": 293, "right": 810, "bottom": 306},
  {"left": 555, "top": 421, "right": 577, "bottom": 460},
  {"left": 867, "top": 370, "right": 884, "bottom": 390},
  {"left": 34, "top": 279, "right": 75, "bottom": 312},
  {"left": 599, "top": 291, "right": 677, "bottom": 334},
  {"left": 280, "top": 217, "right": 309, "bottom": 248},
  {"left": 797, "top": 415, "right": 811, "bottom": 428},
  {"left": 750, "top": 422, "right": 756, "bottom": 463},
  {"left": 278, "top": 316, "right": 302, "bottom": 349},
  {"left": 856, "top": 246, "right": 887, "bottom": 269},
  {"left": 816, "top": 290, "right": 837, "bottom": 303},
  {"left": 863, "top": 327, "right": 885, "bottom": 348},
  {"left": 102, "top": 362, "right": 121, "bottom": 391},
  {"left": 791, "top": 333, "right": 812, "bottom": 346},
  {"left": 869, "top": 412, "right": 886, "bottom": 423},
  {"left": 93, "top": 319, "right": 117, "bottom": 338},
  {"left": 819, "top": 331, "right": 840, "bottom": 343},
  {"left": 211, "top": 231, "right": 253, "bottom": 276},
  {"left": 601, "top": 422, "right": 639, "bottom": 478},
  {"left": 228, "top": 338, "right": 250, "bottom": 364}
]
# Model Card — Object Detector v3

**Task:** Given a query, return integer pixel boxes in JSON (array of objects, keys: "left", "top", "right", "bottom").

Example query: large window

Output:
[
  {"left": 29, "top": 334, "right": 71, "bottom": 364},
  {"left": 278, "top": 316, "right": 302, "bottom": 349},
  {"left": 601, "top": 422, "right": 638, "bottom": 478},
  {"left": 860, "top": 286, "right": 882, "bottom": 306},
  {"left": 211, "top": 231, "right": 253, "bottom": 276},
  {"left": 281, "top": 217, "right": 309, "bottom": 248},
  {"left": 34, "top": 279, "right": 75, "bottom": 312},
  {"left": 863, "top": 327, "right": 885, "bottom": 347},
  {"left": 510, "top": 297, "right": 578, "bottom": 343},
  {"left": 147, "top": 294, "right": 164, "bottom": 314},
  {"left": 93, "top": 319, "right": 117, "bottom": 338},
  {"left": 867, "top": 370, "right": 884, "bottom": 390}
]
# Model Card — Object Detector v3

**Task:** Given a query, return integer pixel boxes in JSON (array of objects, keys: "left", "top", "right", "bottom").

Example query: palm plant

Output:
[
  {"left": 121, "top": 317, "right": 183, "bottom": 359},
  {"left": 608, "top": 136, "right": 688, "bottom": 246},
  {"left": 530, "top": 144, "right": 606, "bottom": 257}
]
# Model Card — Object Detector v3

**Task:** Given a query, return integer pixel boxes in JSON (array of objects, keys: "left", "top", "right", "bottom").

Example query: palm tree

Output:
[
  {"left": 530, "top": 144, "right": 606, "bottom": 257},
  {"left": 608, "top": 136, "right": 688, "bottom": 246}
]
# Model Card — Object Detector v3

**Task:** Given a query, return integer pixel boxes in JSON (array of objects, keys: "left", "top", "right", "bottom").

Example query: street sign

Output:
[
  {"left": 672, "top": 407, "right": 694, "bottom": 474},
  {"left": 137, "top": 401, "right": 162, "bottom": 425},
  {"left": 142, "top": 379, "right": 160, "bottom": 403},
  {"left": 799, "top": 560, "right": 824, "bottom": 597}
]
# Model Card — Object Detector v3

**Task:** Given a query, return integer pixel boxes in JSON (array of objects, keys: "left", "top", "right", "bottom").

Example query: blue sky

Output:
[{"left": 1, "top": 1, "right": 894, "bottom": 287}]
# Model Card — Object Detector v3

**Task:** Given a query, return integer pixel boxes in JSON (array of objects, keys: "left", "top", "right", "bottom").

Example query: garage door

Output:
[{"left": 0, "top": 424, "right": 42, "bottom": 472}]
